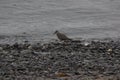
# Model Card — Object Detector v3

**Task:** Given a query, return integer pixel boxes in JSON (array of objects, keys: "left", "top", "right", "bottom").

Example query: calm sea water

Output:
[{"left": 0, "top": 0, "right": 120, "bottom": 43}]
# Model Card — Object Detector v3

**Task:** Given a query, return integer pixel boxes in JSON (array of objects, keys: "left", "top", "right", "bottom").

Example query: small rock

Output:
[
  {"left": 55, "top": 72, "right": 70, "bottom": 77},
  {"left": 107, "top": 49, "right": 112, "bottom": 52},
  {"left": 0, "top": 47, "right": 3, "bottom": 51}
]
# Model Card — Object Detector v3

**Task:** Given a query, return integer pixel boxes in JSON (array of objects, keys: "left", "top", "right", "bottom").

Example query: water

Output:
[{"left": 0, "top": 0, "right": 120, "bottom": 43}]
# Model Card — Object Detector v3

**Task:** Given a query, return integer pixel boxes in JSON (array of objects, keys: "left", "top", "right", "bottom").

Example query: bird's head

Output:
[{"left": 54, "top": 30, "right": 59, "bottom": 34}]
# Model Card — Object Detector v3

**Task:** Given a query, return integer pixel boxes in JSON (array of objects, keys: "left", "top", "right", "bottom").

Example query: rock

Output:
[
  {"left": 0, "top": 47, "right": 3, "bottom": 51},
  {"left": 0, "top": 38, "right": 120, "bottom": 79},
  {"left": 55, "top": 72, "right": 70, "bottom": 77}
]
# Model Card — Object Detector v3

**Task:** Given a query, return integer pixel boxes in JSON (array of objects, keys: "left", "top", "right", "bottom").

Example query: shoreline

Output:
[{"left": 0, "top": 38, "right": 120, "bottom": 80}]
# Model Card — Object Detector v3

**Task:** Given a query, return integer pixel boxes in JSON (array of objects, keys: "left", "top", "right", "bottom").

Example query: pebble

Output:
[{"left": 0, "top": 39, "right": 120, "bottom": 80}]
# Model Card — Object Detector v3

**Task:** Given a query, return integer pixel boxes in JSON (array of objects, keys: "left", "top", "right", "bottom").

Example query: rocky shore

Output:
[{"left": 0, "top": 38, "right": 120, "bottom": 80}]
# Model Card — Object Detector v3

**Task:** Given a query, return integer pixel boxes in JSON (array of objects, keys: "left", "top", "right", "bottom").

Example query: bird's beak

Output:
[{"left": 53, "top": 30, "right": 58, "bottom": 35}]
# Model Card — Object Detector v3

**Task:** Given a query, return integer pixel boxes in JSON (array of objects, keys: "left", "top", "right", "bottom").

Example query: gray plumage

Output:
[{"left": 54, "top": 30, "right": 72, "bottom": 41}]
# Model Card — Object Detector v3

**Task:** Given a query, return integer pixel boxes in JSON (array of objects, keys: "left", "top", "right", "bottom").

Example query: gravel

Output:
[{"left": 0, "top": 38, "right": 120, "bottom": 80}]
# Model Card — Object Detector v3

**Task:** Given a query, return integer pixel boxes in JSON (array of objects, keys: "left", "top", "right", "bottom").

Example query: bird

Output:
[{"left": 54, "top": 30, "right": 72, "bottom": 41}]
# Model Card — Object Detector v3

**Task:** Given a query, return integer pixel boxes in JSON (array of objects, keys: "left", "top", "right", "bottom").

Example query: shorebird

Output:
[{"left": 54, "top": 30, "right": 72, "bottom": 41}]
